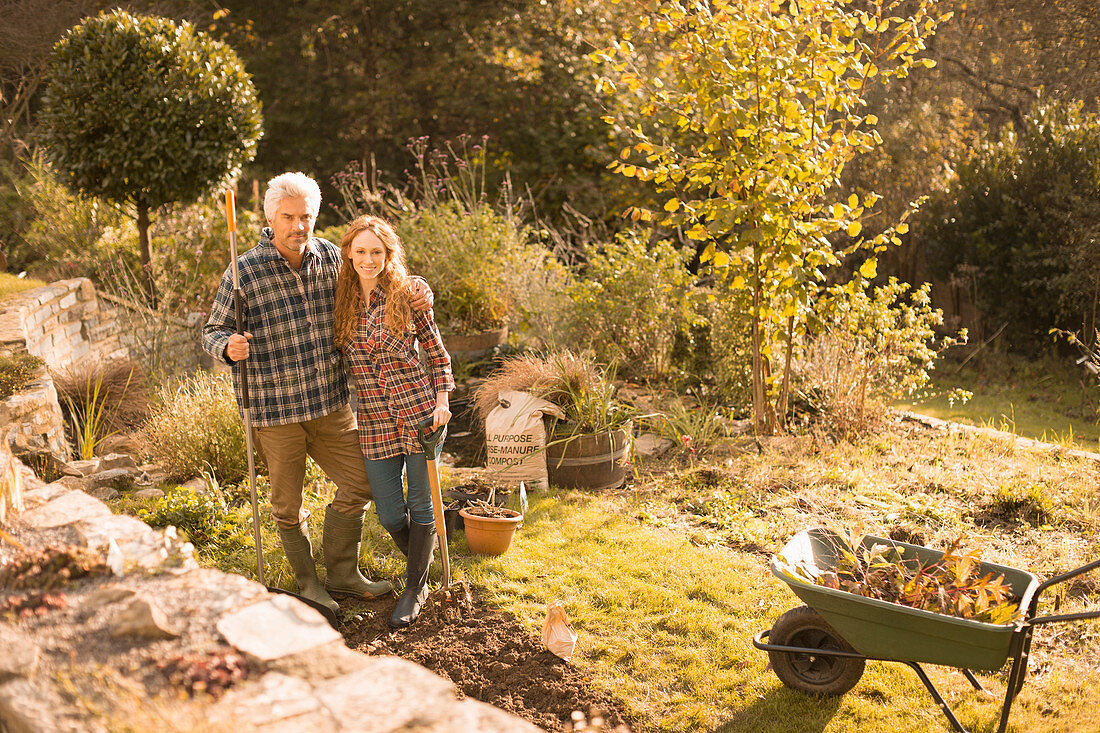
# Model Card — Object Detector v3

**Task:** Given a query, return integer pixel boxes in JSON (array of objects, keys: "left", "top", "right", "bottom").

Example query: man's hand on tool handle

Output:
[{"left": 226, "top": 332, "right": 252, "bottom": 362}]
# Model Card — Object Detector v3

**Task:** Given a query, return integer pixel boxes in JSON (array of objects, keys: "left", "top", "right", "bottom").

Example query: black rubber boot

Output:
[
  {"left": 387, "top": 514, "right": 410, "bottom": 557},
  {"left": 322, "top": 505, "right": 394, "bottom": 599},
  {"left": 389, "top": 520, "right": 435, "bottom": 628},
  {"left": 277, "top": 522, "right": 339, "bottom": 615}
]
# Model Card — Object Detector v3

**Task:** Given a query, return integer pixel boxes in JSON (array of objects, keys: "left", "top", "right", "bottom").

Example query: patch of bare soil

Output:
[{"left": 341, "top": 586, "right": 634, "bottom": 732}]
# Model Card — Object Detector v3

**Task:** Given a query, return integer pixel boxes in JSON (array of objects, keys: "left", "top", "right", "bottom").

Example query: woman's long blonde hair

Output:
[{"left": 333, "top": 215, "right": 414, "bottom": 349}]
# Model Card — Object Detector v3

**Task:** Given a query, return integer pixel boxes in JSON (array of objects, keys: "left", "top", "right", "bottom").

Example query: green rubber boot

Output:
[
  {"left": 277, "top": 523, "right": 339, "bottom": 615},
  {"left": 322, "top": 505, "right": 394, "bottom": 599}
]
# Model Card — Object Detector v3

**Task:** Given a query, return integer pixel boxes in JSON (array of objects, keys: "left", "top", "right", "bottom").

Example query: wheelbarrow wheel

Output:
[{"left": 768, "top": 606, "right": 865, "bottom": 696}]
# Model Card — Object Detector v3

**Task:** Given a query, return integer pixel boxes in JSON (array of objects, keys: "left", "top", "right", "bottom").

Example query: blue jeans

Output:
[{"left": 363, "top": 453, "right": 433, "bottom": 531}]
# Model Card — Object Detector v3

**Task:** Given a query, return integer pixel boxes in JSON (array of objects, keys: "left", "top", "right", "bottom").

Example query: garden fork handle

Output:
[
  {"left": 420, "top": 419, "right": 450, "bottom": 589},
  {"left": 226, "top": 188, "right": 264, "bottom": 587}
]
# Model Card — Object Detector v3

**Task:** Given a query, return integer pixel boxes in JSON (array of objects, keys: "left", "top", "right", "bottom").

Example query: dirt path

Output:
[{"left": 341, "top": 586, "right": 634, "bottom": 732}]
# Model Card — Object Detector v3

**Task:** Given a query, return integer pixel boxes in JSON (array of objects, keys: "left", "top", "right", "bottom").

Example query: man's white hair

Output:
[{"left": 263, "top": 172, "right": 321, "bottom": 221}]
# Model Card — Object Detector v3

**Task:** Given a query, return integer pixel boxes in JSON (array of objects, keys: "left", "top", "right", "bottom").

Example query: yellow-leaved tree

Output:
[{"left": 592, "top": 0, "right": 951, "bottom": 433}]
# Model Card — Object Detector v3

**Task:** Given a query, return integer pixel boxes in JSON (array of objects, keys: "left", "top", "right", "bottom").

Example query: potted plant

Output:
[
  {"left": 472, "top": 350, "right": 635, "bottom": 490},
  {"left": 459, "top": 499, "right": 523, "bottom": 556}
]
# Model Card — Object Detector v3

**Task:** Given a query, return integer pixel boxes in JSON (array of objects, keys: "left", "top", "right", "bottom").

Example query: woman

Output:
[{"left": 333, "top": 215, "right": 453, "bottom": 628}]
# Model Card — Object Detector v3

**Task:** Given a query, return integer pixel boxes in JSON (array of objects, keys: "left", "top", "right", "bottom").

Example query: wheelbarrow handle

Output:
[
  {"left": 418, "top": 418, "right": 446, "bottom": 460},
  {"left": 1027, "top": 557, "right": 1100, "bottom": 624}
]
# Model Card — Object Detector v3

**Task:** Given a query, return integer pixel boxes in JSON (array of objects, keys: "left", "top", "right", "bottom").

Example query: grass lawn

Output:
[
  {"left": 0, "top": 271, "right": 46, "bottom": 301},
  {"left": 905, "top": 352, "right": 1100, "bottom": 450},
  {"left": 114, "top": 354, "right": 1100, "bottom": 732},
  {"left": 451, "top": 422, "right": 1100, "bottom": 732}
]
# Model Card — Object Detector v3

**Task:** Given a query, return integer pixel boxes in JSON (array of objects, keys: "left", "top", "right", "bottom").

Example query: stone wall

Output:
[
  {"left": 0, "top": 453, "right": 538, "bottom": 732},
  {"left": 0, "top": 278, "right": 205, "bottom": 463}
]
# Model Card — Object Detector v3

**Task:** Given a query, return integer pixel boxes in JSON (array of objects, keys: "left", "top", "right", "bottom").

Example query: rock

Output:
[
  {"left": 0, "top": 678, "right": 68, "bottom": 733},
  {"left": 20, "top": 482, "right": 69, "bottom": 508},
  {"left": 634, "top": 433, "right": 674, "bottom": 457},
  {"left": 110, "top": 596, "right": 181, "bottom": 640},
  {"left": 0, "top": 627, "right": 39, "bottom": 680},
  {"left": 133, "top": 487, "right": 165, "bottom": 500},
  {"left": 314, "top": 657, "right": 542, "bottom": 732},
  {"left": 208, "top": 672, "right": 332, "bottom": 731},
  {"left": 53, "top": 475, "right": 92, "bottom": 492},
  {"left": 136, "top": 463, "right": 169, "bottom": 486},
  {"left": 267, "top": 640, "right": 371, "bottom": 681},
  {"left": 97, "top": 435, "right": 143, "bottom": 458},
  {"left": 83, "top": 585, "right": 137, "bottom": 611},
  {"left": 727, "top": 418, "right": 752, "bottom": 436},
  {"left": 75, "top": 513, "right": 156, "bottom": 552},
  {"left": 86, "top": 485, "right": 118, "bottom": 501},
  {"left": 98, "top": 452, "right": 137, "bottom": 471},
  {"left": 217, "top": 595, "right": 342, "bottom": 662},
  {"left": 21, "top": 490, "right": 112, "bottom": 529},
  {"left": 180, "top": 476, "right": 211, "bottom": 494},
  {"left": 88, "top": 468, "right": 136, "bottom": 491},
  {"left": 67, "top": 458, "right": 102, "bottom": 477}
]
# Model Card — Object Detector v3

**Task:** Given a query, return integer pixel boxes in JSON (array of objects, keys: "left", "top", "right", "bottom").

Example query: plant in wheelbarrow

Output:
[
  {"left": 756, "top": 527, "right": 1100, "bottom": 733},
  {"left": 472, "top": 350, "right": 636, "bottom": 490}
]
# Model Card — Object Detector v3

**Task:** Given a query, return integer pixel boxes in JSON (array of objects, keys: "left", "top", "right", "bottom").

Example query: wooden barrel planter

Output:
[
  {"left": 442, "top": 326, "right": 508, "bottom": 362},
  {"left": 545, "top": 426, "right": 631, "bottom": 491}
]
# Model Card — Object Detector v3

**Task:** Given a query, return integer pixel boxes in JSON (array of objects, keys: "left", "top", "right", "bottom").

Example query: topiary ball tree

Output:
[{"left": 40, "top": 9, "right": 262, "bottom": 306}]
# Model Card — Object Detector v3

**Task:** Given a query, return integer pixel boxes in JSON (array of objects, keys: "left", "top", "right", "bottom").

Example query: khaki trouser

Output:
[{"left": 252, "top": 405, "right": 372, "bottom": 529}]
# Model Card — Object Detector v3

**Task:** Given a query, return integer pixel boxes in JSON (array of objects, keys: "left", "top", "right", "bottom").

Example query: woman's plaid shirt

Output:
[
  {"left": 343, "top": 286, "right": 454, "bottom": 460},
  {"left": 201, "top": 229, "right": 349, "bottom": 427}
]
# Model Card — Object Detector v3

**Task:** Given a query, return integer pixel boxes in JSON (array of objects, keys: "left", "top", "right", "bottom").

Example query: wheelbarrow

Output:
[{"left": 753, "top": 528, "right": 1100, "bottom": 733}]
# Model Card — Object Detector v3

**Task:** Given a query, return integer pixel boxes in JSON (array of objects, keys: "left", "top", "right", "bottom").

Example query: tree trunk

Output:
[
  {"left": 136, "top": 202, "right": 157, "bottom": 308},
  {"left": 751, "top": 244, "right": 767, "bottom": 435},
  {"left": 777, "top": 313, "right": 796, "bottom": 432}
]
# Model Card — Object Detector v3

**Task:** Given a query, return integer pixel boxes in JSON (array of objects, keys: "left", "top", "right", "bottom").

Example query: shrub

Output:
[
  {"left": 40, "top": 9, "right": 262, "bottom": 305},
  {"left": 54, "top": 359, "right": 150, "bottom": 432},
  {"left": 562, "top": 231, "right": 699, "bottom": 382},
  {"left": 401, "top": 202, "right": 513, "bottom": 332},
  {"left": 797, "top": 277, "right": 966, "bottom": 435},
  {"left": 641, "top": 392, "right": 732, "bottom": 458},
  {"left": 705, "top": 285, "right": 754, "bottom": 407},
  {"left": 138, "top": 486, "right": 249, "bottom": 556},
  {"left": 333, "top": 138, "right": 570, "bottom": 341},
  {"left": 2, "top": 151, "right": 127, "bottom": 277},
  {"left": 0, "top": 351, "right": 45, "bottom": 399},
  {"left": 921, "top": 100, "right": 1100, "bottom": 351},
  {"left": 141, "top": 371, "right": 246, "bottom": 484}
]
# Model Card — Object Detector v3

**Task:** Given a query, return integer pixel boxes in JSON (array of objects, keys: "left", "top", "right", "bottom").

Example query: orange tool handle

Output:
[{"left": 225, "top": 189, "right": 237, "bottom": 233}]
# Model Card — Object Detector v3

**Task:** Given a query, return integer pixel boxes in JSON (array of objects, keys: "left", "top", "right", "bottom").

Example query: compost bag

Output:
[{"left": 485, "top": 390, "right": 564, "bottom": 490}]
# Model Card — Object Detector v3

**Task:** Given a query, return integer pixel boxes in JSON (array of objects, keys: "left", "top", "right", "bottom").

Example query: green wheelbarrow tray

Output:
[{"left": 770, "top": 528, "right": 1038, "bottom": 670}]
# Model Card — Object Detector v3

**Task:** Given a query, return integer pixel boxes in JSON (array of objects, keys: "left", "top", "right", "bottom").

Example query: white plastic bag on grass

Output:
[
  {"left": 542, "top": 600, "right": 579, "bottom": 661},
  {"left": 485, "top": 390, "right": 564, "bottom": 490}
]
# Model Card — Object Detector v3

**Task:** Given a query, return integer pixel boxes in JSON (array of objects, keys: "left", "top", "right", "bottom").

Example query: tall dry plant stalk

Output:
[
  {"left": 473, "top": 350, "right": 632, "bottom": 434},
  {"left": 1, "top": 442, "right": 22, "bottom": 527},
  {"left": 54, "top": 358, "right": 150, "bottom": 459}
]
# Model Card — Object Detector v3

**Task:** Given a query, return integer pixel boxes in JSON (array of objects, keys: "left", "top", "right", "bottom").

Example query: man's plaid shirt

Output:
[
  {"left": 343, "top": 286, "right": 454, "bottom": 459},
  {"left": 201, "top": 228, "right": 348, "bottom": 427}
]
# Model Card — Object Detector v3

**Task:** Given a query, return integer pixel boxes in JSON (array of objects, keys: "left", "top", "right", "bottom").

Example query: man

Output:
[{"left": 202, "top": 171, "right": 432, "bottom": 614}]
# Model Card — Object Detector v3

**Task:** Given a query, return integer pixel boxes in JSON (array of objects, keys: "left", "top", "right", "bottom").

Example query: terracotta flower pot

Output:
[{"left": 459, "top": 507, "right": 522, "bottom": 556}]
